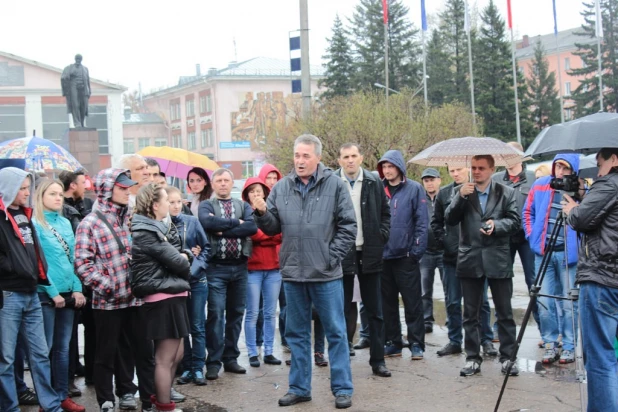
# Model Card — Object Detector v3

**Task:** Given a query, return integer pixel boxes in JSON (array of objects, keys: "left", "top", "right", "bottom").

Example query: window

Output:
[
  {"left": 186, "top": 99, "right": 195, "bottom": 117},
  {"left": 0, "top": 105, "right": 26, "bottom": 143},
  {"left": 89, "top": 105, "right": 109, "bottom": 154},
  {"left": 206, "top": 95, "right": 212, "bottom": 112},
  {"left": 154, "top": 138, "right": 167, "bottom": 147},
  {"left": 170, "top": 102, "right": 181, "bottom": 121},
  {"left": 41, "top": 105, "right": 70, "bottom": 147},
  {"left": 564, "top": 82, "right": 572, "bottom": 96},
  {"left": 564, "top": 57, "right": 571, "bottom": 70},
  {"left": 138, "top": 137, "right": 151, "bottom": 150},
  {"left": 565, "top": 109, "right": 573, "bottom": 121},
  {"left": 124, "top": 140, "right": 135, "bottom": 153},
  {"left": 201, "top": 129, "right": 214, "bottom": 148},
  {"left": 241, "top": 161, "right": 254, "bottom": 179},
  {"left": 188, "top": 132, "right": 196, "bottom": 150},
  {"left": 172, "top": 134, "right": 182, "bottom": 148},
  {"left": 200, "top": 95, "right": 206, "bottom": 113}
]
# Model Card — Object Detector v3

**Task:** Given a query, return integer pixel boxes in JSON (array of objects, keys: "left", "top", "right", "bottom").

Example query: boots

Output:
[{"left": 153, "top": 396, "right": 182, "bottom": 412}]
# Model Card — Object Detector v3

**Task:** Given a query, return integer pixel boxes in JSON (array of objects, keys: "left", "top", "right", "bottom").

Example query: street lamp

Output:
[{"left": 374, "top": 83, "right": 400, "bottom": 94}]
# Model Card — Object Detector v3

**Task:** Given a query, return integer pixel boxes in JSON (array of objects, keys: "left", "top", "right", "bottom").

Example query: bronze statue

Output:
[{"left": 61, "top": 54, "right": 91, "bottom": 128}]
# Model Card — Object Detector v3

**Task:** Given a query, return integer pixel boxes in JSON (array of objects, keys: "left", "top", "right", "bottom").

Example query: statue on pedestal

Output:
[{"left": 61, "top": 54, "right": 91, "bottom": 128}]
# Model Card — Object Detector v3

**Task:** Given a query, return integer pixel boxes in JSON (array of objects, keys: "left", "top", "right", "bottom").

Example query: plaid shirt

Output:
[{"left": 74, "top": 168, "right": 140, "bottom": 310}]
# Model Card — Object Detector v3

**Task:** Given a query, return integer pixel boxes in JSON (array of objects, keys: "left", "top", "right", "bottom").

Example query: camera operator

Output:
[
  {"left": 561, "top": 148, "right": 618, "bottom": 412},
  {"left": 523, "top": 154, "right": 581, "bottom": 365}
]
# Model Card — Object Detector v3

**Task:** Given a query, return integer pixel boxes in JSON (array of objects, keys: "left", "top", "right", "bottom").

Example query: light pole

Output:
[{"left": 374, "top": 83, "right": 400, "bottom": 94}]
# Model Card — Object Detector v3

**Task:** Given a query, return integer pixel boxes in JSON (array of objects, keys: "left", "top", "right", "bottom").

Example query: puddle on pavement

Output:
[
  {"left": 427, "top": 299, "right": 537, "bottom": 328},
  {"left": 180, "top": 401, "right": 228, "bottom": 412}
]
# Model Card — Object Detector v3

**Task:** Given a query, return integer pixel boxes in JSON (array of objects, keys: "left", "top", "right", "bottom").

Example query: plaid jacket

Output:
[{"left": 74, "top": 168, "right": 140, "bottom": 310}]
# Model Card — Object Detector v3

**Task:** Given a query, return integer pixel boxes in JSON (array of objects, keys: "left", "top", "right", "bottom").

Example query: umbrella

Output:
[
  {"left": 578, "top": 154, "right": 598, "bottom": 180},
  {"left": 409, "top": 136, "right": 530, "bottom": 168},
  {"left": 137, "top": 146, "right": 219, "bottom": 179},
  {"left": 525, "top": 112, "right": 618, "bottom": 157},
  {"left": 0, "top": 137, "right": 83, "bottom": 172}
]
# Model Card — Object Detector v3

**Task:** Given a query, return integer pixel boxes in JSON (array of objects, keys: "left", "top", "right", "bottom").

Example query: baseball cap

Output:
[
  {"left": 421, "top": 168, "right": 441, "bottom": 179},
  {"left": 115, "top": 172, "right": 137, "bottom": 188}
]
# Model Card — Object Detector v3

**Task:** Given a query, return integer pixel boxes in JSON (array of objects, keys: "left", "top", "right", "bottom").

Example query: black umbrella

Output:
[{"left": 525, "top": 112, "right": 618, "bottom": 157}]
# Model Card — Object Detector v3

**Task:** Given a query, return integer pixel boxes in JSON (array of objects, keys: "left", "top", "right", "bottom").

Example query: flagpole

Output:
[
  {"left": 421, "top": 0, "right": 428, "bottom": 108},
  {"left": 596, "top": 0, "right": 604, "bottom": 111},
  {"left": 553, "top": 0, "right": 565, "bottom": 123},
  {"left": 507, "top": 0, "right": 521, "bottom": 144},
  {"left": 383, "top": 0, "right": 389, "bottom": 110},
  {"left": 465, "top": 1, "right": 477, "bottom": 135}
]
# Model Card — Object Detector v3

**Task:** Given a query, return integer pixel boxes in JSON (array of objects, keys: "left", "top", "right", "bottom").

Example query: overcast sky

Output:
[{"left": 2, "top": 0, "right": 584, "bottom": 93}]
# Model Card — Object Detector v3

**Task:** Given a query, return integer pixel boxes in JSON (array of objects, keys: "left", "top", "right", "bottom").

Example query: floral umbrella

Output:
[
  {"left": 137, "top": 146, "right": 219, "bottom": 179},
  {"left": 0, "top": 136, "right": 83, "bottom": 172}
]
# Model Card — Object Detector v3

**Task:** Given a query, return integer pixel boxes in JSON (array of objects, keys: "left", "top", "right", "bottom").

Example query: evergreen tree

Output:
[
  {"left": 526, "top": 41, "right": 561, "bottom": 131},
  {"left": 473, "top": 0, "right": 526, "bottom": 140},
  {"left": 349, "top": 0, "right": 421, "bottom": 92},
  {"left": 426, "top": 29, "right": 454, "bottom": 105},
  {"left": 319, "top": 15, "right": 354, "bottom": 100},
  {"left": 569, "top": 0, "right": 618, "bottom": 116},
  {"left": 438, "top": 0, "right": 470, "bottom": 104}
]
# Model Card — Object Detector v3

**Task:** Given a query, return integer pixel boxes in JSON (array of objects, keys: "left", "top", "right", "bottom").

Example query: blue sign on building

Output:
[{"left": 220, "top": 141, "right": 251, "bottom": 149}]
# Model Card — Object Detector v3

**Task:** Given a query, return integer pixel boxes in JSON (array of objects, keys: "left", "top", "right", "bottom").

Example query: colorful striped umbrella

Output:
[{"left": 0, "top": 136, "right": 83, "bottom": 172}]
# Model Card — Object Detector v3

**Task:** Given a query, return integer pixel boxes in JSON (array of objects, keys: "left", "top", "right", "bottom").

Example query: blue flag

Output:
[
  {"left": 552, "top": 0, "right": 558, "bottom": 36},
  {"left": 421, "top": 0, "right": 427, "bottom": 31}
]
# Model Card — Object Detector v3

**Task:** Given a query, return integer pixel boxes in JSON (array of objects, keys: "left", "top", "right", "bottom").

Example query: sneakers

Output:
[
  {"left": 437, "top": 342, "right": 462, "bottom": 357},
  {"left": 482, "top": 342, "right": 498, "bottom": 356},
  {"left": 100, "top": 401, "right": 115, "bottom": 412},
  {"left": 278, "top": 393, "right": 312, "bottom": 406},
  {"left": 18, "top": 387, "right": 38, "bottom": 405},
  {"left": 170, "top": 388, "right": 185, "bottom": 403},
  {"left": 460, "top": 360, "right": 481, "bottom": 376},
  {"left": 501, "top": 360, "right": 520, "bottom": 376},
  {"left": 542, "top": 345, "right": 561, "bottom": 364},
  {"left": 264, "top": 354, "right": 282, "bottom": 365},
  {"left": 193, "top": 370, "right": 207, "bottom": 386},
  {"left": 176, "top": 370, "right": 193, "bottom": 385},
  {"left": 61, "top": 397, "right": 85, "bottom": 412},
  {"left": 410, "top": 344, "right": 424, "bottom": 360},
  {"left": 249, "top": 355, "right": 260, "bottom": 367},
  {"left": 314, "top": 352, "right": 328, "bottom": 366},
  {"left": 119, "top": 393, "right": 137, "bottom": 410},
  {"left": 559, "top": 350, "right": 575, "bottom": 364},
  {"left": 384, "top": 342, "right": 402, "bottom": 358},
  {"left": 335, "top": 394, "right": 352, "bottom": 409}
]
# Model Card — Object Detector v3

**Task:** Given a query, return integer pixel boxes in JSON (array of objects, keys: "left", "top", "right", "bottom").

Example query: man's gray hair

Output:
[
  {"left": 212, "top": 168, "right": 234, "bottom": 180},
  {"left": 294, "top": 134, "right": 322, "bottom": 157},
  {"left": 117, "top": 154, "right": 145, "bottom": 169}
]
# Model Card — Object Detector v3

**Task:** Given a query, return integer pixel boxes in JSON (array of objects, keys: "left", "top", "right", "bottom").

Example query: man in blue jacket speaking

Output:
[{"left": 377, "top": 150, "right": 429, "bottom": 360}]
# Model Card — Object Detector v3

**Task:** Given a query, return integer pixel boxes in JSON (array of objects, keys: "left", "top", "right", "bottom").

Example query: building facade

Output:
[
  {"left": 142, "top": 57, "right": 324, "bottom": 179},
  {"left": 0, "top": 51, "right": 126, "bottom": 168},
  {"left": 122, "top": 110, "right": 168, "bottom": 154}
]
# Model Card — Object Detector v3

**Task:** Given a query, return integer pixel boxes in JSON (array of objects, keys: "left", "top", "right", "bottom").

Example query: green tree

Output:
[
  {"left": 438, "top": 0, "right": 470, "bottom": 104},
  {"left": 569, "top": 0, "right": 618, "bottom": 116},
  {"left": 319, "top": 15, "right": 354, "bottom": 100},
  {"left": 526, "top": 41, "right": 561, "bottom": 132},
  {"left": 426, "top": 29, "right": 454, "bottom": 106},
  {"left": 349, "top": 0, "right": 421, "bottom": 92}
]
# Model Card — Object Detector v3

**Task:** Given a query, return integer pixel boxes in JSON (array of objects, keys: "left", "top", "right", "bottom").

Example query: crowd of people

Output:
[{"left": 0, "top": 135, "right": 617, "bottom": 411}]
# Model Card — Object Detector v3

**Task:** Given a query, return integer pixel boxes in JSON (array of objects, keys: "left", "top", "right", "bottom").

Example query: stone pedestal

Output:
[{"left": 68, "top": 127, "right": 100, "bottom": 176}]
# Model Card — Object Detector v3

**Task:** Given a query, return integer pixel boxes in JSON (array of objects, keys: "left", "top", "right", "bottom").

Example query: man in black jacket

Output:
[
  {"left": 337, "top": 143, "right": 391, "bottom": 378},
  {"left": 0, "top": 167, "right": 63, "bottom": 412},
  {"left": 445, "top": 155, "right": 520, "bottom": 377},
  {"left": 563, "top": 147, "right": 618, "bottom": 412}
]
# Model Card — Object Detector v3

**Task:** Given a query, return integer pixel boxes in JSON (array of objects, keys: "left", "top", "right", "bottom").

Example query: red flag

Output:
[
  {"left": 382, "top": 0, "right": 388, "bottom": 24},
  {"left": 507, "top": 0, "right": 513, "bottom": 29}
]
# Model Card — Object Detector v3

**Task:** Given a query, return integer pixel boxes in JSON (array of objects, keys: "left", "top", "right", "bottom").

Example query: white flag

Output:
[
  {"left": 596, "top": 0, "right": 603, "bottom": 38},
  {"left": 464, "top": 0, "right": 471, "bottom": 34}
]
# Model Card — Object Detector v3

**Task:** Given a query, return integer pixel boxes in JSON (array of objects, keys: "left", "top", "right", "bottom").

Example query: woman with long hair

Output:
[
  {"left": 242, "top": 177, "right": 282, "bottom": 367},
  {"left": 130, "top": 184, "right": 192, "bottom": 412},
  {"left": 32, "top": 179, "right": 86, "bottom": 412},
  {"left": 186, "top": 167, "right": 213, "bottom": 217}
]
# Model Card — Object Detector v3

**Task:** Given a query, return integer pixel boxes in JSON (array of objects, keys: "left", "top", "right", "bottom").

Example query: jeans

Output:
[
  {"left": 0, "top": 291, "right": 62, "bottom": 412},
  {"left": 359, "top": 302, "right": 369, "bottom": 339},
  {"left": 314, "top": 313, "right": 326, "bottom": 353},
  {"left": 279, "top": 288, "right": 287, "bottom": 346},
  {"left": 206, "top": 262, "right": 248, "bottom": 369},
  {"left": 442, "top": 263, "right": 463, "bottom": 345},
  {"left": 535, "top": 252, "right": 578, "bottom": 350},
  {"left": 41, "top": 295, "right": 76, "bottom": 400},
  {"left": 381, "top": 257, "right": 425, "bottom": 350},
  {"left": 245, "top": 270, "right": 282, "bottom": 357},
  {"left": 284, "top": 280, "right": 353, "bottom": 397},
  {"left": 14, "top": 332, "right": 29, "bottom": 394},
  {"left": 579, "top": 282, "right": 618, "bottom": 412},
  {"left": 256, "top": 296, "right": 264, "bottom": 347},
  {"left": 420, "top": 253, "right": 444, "bottom": 328},
  {"left": 182, "top": 279, "right": 208, "bottom": 372}
]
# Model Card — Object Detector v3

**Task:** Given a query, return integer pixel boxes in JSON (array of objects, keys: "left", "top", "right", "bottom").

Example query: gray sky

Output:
[{"left": 2, "top": 0, "right": 584, "bottom": 93}]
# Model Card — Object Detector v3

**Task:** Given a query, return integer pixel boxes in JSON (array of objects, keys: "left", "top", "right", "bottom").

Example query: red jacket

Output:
[{"left": 242, "top": 177, "right": 282, "bottom": 271}]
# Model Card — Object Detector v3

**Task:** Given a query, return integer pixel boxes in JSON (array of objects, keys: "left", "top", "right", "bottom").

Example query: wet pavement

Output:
[{"left": 21, "top": 261, "right": 586, "bottom": 411}]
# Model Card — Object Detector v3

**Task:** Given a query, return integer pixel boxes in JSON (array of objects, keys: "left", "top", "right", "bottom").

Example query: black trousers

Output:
[
  {"left": 381, "top": 256, "right": 425, "bottom": 350},
  {"left": 93, "top": 307, "right": 155, "bottom": 407},
  {"left": 344, "top": 252, "right": 386, "bottom": 367},
  {"left": 460, "top": 277, "right": 517, "bottom": 363},
  {"left": 82, "top": 299, "right": 96, "bottom": 382},
  {"left": 68, "top": 308, "right": 80, "bottom": 380}
]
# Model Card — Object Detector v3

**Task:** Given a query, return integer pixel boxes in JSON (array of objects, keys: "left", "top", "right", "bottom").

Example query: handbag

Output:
[{"left": 49, "top": 226, "right": 72, "bottom": 263}]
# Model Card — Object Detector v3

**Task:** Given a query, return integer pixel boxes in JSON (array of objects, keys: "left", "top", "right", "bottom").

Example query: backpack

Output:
[{"left": 205, "top": 198, "right": 253, "bottom": 259}]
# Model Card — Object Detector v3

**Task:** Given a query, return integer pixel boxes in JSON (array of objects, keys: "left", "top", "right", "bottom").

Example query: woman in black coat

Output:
[{"left": 131, "top": 183, "right": 192, "bottom": 412}]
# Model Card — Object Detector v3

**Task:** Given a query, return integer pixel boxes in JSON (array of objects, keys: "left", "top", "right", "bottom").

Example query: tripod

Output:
[{"left": 494, "top": 209, "right": 586, "bottom": 412}]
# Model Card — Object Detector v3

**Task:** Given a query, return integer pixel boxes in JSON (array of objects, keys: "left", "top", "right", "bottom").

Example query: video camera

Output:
[{"left": 550, "top": 174, "right": 580, "bottom": 193}]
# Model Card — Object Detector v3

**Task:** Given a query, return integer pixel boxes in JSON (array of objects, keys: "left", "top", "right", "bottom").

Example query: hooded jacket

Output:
[
  {"left": 258, "top": 164, "right": 283, "bottom": 185},
  {"left": 74, "top": 168, "right": 137, "bottom": 310},
  {"left": 33, "top": 211, "right": 82, "bottom": 298},
  {"left": 0, "top": 167, "right": 49, "bottom": 292},
  {"left": 377, "top": 150, "right": 429, "bottom": 261},
  {"left": 130, "top": 214, "right": 191, "bottom": 298},
  {"left": 170, "top": 213, "right": 210, "bottom": 284},
  {"left": 255, "top": 163, "right": 357, "bottom": 282},
  {"left": 523, "top": 153, "right": 580, "bottom": 265},
  {"left": 242, "top": 177, "right": 282, "bottom": 271}
]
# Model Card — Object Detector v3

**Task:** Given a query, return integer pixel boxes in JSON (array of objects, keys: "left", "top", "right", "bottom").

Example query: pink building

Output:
[
  {"left": 142, "top": 57, "right": 324, "bottom": 179},
  {"left": 515, "top": 28, "right": 596, "bottom": 120},
  {"left": 122, "top": 110, "right": 168, "bottom": 154}
]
